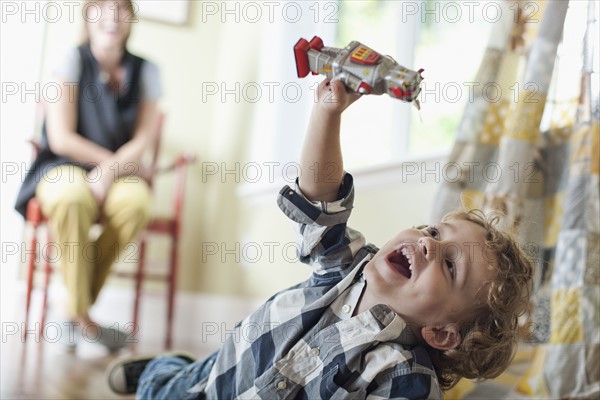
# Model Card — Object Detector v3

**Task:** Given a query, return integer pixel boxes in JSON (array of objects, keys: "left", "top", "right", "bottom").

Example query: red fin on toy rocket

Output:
[
  {"left": 309, "top": 36, "right": 324, "bottom": 50},
  {"left": 308, "top": 36, "right": 324, "bottom": 75},
  {"left": 294, "top": 38, "right": 311, "bottom": 78}
]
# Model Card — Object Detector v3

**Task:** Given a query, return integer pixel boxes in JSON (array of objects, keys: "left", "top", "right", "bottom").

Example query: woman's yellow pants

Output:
[{"left": 36, "top": 165, "right": 151, "bottom": 318}]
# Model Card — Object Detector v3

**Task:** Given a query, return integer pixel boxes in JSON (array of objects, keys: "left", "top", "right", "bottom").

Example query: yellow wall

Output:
[{"left": 41, "top": 2, "right": 439, "bottom": 299}]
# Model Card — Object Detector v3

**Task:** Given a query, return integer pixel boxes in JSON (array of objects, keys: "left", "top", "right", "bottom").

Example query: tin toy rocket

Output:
[{"left": 294, "top": 36, "right": 424, "bottom": 108}]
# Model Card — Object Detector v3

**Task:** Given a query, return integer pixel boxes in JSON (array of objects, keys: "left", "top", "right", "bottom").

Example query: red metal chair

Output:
[{"left": 23, "top": 113, "right": 196, "bottom": 349}]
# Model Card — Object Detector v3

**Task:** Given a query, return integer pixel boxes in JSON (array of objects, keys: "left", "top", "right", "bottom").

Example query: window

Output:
[
  {"left": 336, "top": 0, "right": 493, "bottom": 168},
  {"left": 244, "top": 0, "right": 494, "bottom": 196}
]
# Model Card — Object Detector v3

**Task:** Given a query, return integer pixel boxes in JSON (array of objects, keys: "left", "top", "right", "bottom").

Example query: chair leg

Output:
[
  {"left": 24, "top": 223, "right": 39, "bottom": 342},
  {"left": 133, "top": 239, "right": 146, "bottom": 346},
  {"left": 40, "top": 229, "right": 52, "bottom": 339},
  {"left": 166, "top": 233, "right": 178, "bottom": 350}
]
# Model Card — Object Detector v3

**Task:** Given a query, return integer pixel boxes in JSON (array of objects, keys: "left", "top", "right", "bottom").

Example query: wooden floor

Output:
[
  {"left": 0, "top": 289, "right": 214, "bottom": 399},
  {"left": 0, "top": 330, "right": 218, "bottom": 399},
  {"left": 1, "top": 335, "right": 131, "bottom": 399}
]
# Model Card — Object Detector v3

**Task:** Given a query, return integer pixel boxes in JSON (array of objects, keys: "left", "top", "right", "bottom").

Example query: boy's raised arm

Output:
[{"left": 299, "top": 79, "right": 361, "bottom": 202}]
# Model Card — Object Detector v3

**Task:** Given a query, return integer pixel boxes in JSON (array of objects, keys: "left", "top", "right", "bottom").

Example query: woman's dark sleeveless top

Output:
[{"left": 15, "top": 44, "right": 145, "bottom": 217}]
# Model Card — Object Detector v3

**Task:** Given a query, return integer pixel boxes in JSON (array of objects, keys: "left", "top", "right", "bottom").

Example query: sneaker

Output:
[
  {"left": 106, "top": 352, "right": 196, "bottom": 395},
  {"left": 106, "top": 354, "right": 153, "bottom": 395},
  {"left": 96, "top": 326, "right": 132, "bottom": 352}
]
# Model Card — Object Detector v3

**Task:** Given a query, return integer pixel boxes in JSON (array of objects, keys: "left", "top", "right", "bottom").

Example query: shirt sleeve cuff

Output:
[{"left": 277, "top": 173, "right": 355, "bottom": 227}]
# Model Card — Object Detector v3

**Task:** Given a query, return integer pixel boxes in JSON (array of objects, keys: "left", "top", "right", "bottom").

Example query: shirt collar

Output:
[{"left": 370, "top": 304, "right": 420, "bottom": 346}]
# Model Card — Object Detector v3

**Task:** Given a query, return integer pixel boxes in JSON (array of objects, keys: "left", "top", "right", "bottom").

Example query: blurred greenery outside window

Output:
[{"left": 336, "top": 0, "right": 493, "bottom": 169}]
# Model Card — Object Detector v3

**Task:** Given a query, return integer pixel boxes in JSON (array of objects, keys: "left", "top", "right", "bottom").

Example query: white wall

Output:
[{"left": 1, "top": 0, "right": 47, "bottom": 325}]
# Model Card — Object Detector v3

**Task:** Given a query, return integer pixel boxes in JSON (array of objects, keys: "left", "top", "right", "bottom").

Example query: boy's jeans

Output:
[{"left": 137, "top": 351, "right": 218, "bottom": 400}]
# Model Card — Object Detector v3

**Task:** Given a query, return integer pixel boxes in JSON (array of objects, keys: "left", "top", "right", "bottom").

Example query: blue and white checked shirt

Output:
[{"left": 201, "top": 173, "right": 443, "bottom": 399}]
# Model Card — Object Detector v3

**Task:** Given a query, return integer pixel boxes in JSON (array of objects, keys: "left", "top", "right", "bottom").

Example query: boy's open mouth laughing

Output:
[{"left": 386, "top": 244, "right": 414, "bottom": 279}]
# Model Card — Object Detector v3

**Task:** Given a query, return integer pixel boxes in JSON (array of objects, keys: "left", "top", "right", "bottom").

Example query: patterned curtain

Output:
[{"left": 430, "top": 0, "right": 599, "bottom": 398}]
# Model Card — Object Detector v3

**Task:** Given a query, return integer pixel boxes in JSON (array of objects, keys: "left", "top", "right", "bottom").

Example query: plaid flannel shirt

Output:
[{"left": 201, "top": 173, "right": 443, "bottom": 399}]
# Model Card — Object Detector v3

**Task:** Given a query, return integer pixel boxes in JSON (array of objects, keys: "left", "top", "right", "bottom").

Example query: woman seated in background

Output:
[{"left": 15, "top": 0, "right": 161, "bottom": 351}]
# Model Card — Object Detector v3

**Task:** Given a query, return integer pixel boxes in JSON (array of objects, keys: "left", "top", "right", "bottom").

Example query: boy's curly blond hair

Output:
[{"left": 428, "top": 209, "right": 534, "bottom": 390}]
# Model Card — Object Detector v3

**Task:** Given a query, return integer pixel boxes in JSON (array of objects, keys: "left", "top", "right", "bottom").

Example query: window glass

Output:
[
  {"left": 336, "top": 0, "right": 494, "bottom": 167},
  {"left": 410, "top": 0, "right": 493, "bottom": 155}
]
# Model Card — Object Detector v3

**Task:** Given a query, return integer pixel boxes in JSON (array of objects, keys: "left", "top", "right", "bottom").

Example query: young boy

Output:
[{"left": 107, "top": 79, "right": 534, "bottom": 399}]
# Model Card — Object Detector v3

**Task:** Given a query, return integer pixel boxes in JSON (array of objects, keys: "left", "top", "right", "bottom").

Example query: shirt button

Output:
[
  {"left": 310, "top": 347, "right": 320, "bottom": 357},
  {"left": 342, "top": 304, "right": 352, "bottom": 314},
  {"left": 288, "top": 190, "right": 294, "bottom": 196},
  {"left": 277, "top": 380, "right": 287, "bottom": 390}
]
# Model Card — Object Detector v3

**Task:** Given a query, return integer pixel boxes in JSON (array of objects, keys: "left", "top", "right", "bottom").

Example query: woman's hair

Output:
[
  {"left": 428, "top": 208, "right": 534, "bottom": 390},
  {"left": 81, "top": 0, "right": 134, "bottom": 47}
]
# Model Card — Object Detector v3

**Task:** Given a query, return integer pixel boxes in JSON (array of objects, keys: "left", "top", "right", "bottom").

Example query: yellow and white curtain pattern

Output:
[{"left": 431, "top": 0, "right": 599, "bottom": 398}]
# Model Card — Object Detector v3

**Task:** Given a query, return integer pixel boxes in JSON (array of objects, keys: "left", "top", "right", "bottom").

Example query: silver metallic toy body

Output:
[{"left": 294, "top": 36, "right": 424, "bottom": 107}]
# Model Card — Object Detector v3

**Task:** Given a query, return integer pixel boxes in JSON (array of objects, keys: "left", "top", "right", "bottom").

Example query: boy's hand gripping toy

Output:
[{"left": 294, "top": 36, "right": 424, "bottom": 108}]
